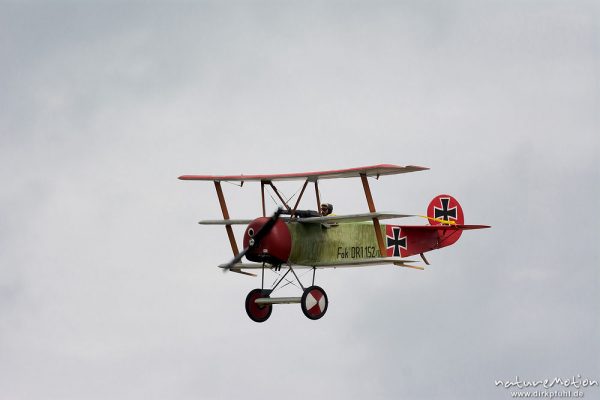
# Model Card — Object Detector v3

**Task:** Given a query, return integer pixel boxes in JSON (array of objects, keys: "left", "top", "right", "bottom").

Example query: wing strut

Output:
[
  {"left": 290, "top": 178, "right": 310, "bottom": 218},
  {"left": 314, "top": 181, "right": 321, "bottom": 210},
  {"left": 261, "top": 181, "right": 266, "bottom": 217},
  {"left": 268, "top": 182, "right": 291, "bottom": 211},
  {"left": 360, "top": 173, "right": 387, "bottom": 258},
  {"left": 214, "top": 181, "right": 240, "bottom": 257}
]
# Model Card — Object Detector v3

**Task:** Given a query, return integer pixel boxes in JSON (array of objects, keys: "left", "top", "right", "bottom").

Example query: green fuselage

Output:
[{"left": 287, "top": 222, "right": 383, "bottom": 265}]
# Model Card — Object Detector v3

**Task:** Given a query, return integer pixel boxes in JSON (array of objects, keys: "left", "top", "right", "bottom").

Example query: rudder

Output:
[{"left": 427, "top": 194, "right": 464, "bottom": 247}]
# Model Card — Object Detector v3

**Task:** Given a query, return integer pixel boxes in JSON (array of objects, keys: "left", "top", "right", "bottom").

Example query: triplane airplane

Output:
[{"left": 179, "top": 164, "right": 490, "bottom": 322}]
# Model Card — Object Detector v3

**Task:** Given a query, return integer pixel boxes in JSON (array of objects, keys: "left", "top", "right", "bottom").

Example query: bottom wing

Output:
[
  {"left": 309, "top": 257, "right": 422, "bottom": 269},
  {"left": 220, "top": 257, "right": 424, "bottom": 275}
]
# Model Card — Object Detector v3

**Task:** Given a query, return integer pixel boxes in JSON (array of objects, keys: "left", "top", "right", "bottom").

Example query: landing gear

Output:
[
  {"left": 301, "top": 285, "right": 328, "bottom": 320},
  {"left": 244, "top": 266, "right": 329, "bottom": 322},
  {"left": 245, "top": 289, "right": 272, "bottom": 322}
]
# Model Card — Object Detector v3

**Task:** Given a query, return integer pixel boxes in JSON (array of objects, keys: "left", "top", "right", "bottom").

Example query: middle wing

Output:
[
  {"left": 296, "top": 212, "right": 414, "bottom": 224},
  {"left": 199, "top": 212, "right": 414, "bottom": 225}
]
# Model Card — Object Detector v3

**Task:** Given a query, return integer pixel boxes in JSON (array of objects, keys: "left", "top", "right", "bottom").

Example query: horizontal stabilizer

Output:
[{"left": 400, "top": 224, "right": 491, "bottom": 230}]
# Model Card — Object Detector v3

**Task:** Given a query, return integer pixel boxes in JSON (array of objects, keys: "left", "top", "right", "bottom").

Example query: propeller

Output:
[{"left": 218, "top": 207, "right": 284, "bottom": 272}]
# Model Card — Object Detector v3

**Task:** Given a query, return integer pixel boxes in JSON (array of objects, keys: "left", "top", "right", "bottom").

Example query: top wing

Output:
[{"left": 179, "top": 164, "right": 428, "bottom": 182}]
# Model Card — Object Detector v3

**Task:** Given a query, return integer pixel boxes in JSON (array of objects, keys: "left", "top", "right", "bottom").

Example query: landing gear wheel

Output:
[
  {"left": 301, "top": 285, "right": 328, "bottom": 320},
  {"left": 245, "top": 289, "right": 272, "bottom": 323}
]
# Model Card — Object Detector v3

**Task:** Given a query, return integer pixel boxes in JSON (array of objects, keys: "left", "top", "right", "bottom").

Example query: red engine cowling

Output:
[{"left": 243, "top": 217, "right": 292, "bottom": 265}]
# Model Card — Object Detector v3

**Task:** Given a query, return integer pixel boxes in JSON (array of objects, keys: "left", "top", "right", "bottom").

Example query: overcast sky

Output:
[{"left": 1, "top": 1, "right": 599, "bottom": 399}]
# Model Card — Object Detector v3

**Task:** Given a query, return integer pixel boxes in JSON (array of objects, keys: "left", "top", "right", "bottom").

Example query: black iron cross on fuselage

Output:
[
  {"left": 434, "top": 198, "right": 457, "bottom": 221},
  {"left": 386, "top": 226, "right": 407, "bottom": 257}
]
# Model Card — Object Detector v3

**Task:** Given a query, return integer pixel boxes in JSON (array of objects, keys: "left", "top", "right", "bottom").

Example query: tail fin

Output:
[
  {"left": 384, "top": 195, "right": 489, "bottom": 258},
  {"left": 426, "top": 194, "right": 464, "bottom": 225},
  {"left": 426, "top": 194, "right": 464, "bottom": 247}
]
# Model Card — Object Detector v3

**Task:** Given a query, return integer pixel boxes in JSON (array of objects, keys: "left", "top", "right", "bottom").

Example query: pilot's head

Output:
[{"left": 320, "top": 203, "right": 333, "bottom": 216}]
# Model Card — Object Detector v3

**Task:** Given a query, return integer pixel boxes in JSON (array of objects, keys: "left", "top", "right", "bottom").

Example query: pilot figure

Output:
[{"left": 320, "top": 203, "right": 334, "bottom": 216}]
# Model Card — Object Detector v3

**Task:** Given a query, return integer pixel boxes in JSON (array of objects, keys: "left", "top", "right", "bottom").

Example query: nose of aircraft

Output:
[{"left": 243, "top": 217, "right": 292, "bottom": 264}]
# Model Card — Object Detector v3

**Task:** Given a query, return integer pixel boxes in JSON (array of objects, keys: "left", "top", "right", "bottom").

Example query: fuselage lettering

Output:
[
  {"left": 336, "top": 246, "right": 380, "bottom": 259},
  {"left": 337, "top": 247, "right": 349, "bottom": 259},
  {"left": 350, "top": 246, "right": 364, "bottom": 258}
]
